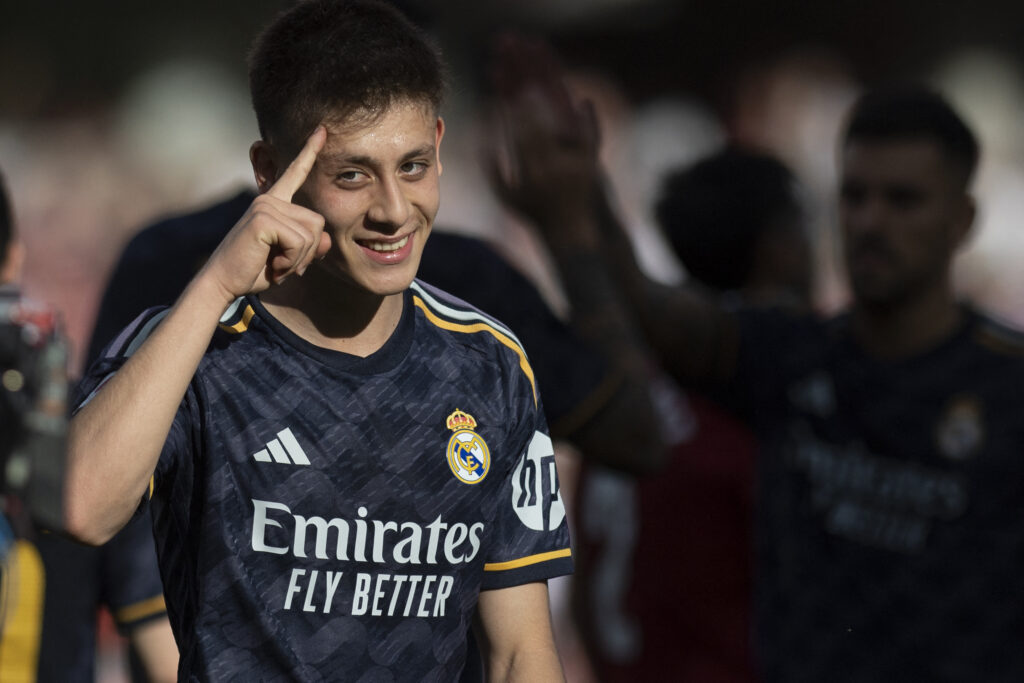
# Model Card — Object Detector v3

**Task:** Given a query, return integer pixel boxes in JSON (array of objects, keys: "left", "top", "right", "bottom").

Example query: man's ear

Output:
[
  {"left": 250, "top": 141, "right": 280, "bottom": 193},
  {"left": 435, "top": 117, "right": 445, "bottom": 176}
]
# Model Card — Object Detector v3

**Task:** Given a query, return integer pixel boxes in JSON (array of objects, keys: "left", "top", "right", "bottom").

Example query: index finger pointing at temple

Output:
[{"left": 267, "top": 125, "right": 327, "bottom": 202}]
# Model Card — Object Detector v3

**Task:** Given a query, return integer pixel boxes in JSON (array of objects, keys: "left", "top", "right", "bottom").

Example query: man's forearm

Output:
[
  {"left": 477, "top": 583, "right": 566, "bottom": 683},
  {"left": 64, "top": 274, "right": 232, "bottom": 544},
  {"left": 592, "top": 187, "right": 738, "bottom": 385},
  {"left": 592, "top": 183, "right": 670, "bottom": 342},
  {"left": 535, "top": 204, "right": 667, "bottom": 473},
  {"left": 487, "top": 646, "right": 565, "bottom": 683}
]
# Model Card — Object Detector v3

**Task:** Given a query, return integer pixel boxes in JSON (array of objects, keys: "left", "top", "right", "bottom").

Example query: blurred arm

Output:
[
  {"left": 129, "top": 619, "right": 179, "bottom": 683},
  {"left": 487, "top": 37, "right": 738, "bottom": 472},
  {"left": 591, "top": 179, "right": 740, "bottom": 386}
]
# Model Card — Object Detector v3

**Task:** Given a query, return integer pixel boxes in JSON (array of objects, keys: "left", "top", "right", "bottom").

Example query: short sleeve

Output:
[
  {"left": 98, "top": 509, "right": 168, "bottom": 634},
  {"left": 480, "top": 397, "right": 573, "bottom": 590}
]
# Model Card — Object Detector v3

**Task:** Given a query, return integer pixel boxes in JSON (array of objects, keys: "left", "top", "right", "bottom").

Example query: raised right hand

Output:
[
  {"left": 200, "top": 126, "right": 332, "bottom": 303},
  {"left": 484, "top": 35, "right": 603, "bottom": 235}
]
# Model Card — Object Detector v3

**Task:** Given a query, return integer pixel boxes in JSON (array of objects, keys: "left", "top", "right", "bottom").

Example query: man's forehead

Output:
[
  {"left": 318, "top": 104, "right": 437, "bottom": 155},
  {"left": 843, "top": 138, "right": 946, "bottom": 165},
  {"left": 322, "top": 100, "right": 437, "bottom": 132},
  {"left": 841, "top": 139, "right": 951, "bottom": 181}
]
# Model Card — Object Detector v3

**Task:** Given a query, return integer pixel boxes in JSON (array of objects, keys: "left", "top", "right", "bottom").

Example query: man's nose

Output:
[{"left": 366, "top": 177, "right": 410, "bottom": 228}]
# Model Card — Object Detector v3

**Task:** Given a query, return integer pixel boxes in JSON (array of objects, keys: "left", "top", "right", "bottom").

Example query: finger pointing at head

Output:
[{"left": 267, "top": 125, "right": 327, "bottom": 202}]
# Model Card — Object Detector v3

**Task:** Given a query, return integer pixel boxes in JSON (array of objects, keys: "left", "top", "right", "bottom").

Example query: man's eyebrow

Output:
[
  {"left": 401, "top": 143, "right": 437, "bottom": 160},
  {"left": 320, "top": 144, "right": 436, "bottom": 169}
]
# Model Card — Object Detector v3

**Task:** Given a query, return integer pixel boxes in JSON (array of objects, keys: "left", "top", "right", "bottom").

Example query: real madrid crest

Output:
[
  {"left": 935, "top": 394, "right": 984, "bottom": 461},
  {"left": 446, "top": 409, "right": 490, "bottom": 485}
]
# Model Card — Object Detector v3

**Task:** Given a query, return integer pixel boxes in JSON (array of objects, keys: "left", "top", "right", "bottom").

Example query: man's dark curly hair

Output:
[
  {"left": 843, "top": 84, "right": 979, "bottom": 188},
  {"left": 248, "top": 0, "right": 446, "bottom": 153},
  {"left": 655, "top": 147, "right": 800, "bottom": 291}
]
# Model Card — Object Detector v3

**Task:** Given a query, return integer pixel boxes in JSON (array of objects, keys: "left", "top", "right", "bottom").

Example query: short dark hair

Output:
[
  {"left": 248, "top": 0, "right": 446, "bottom": 152},
  {"left": 0, "top": 170, "right": 12, "bottom": 268},
  {"left": 843, "top": 85, "right": 980, "bottom": 187},
  {"left": 655, "top": 147, "right": 800, "bottom": 291}
]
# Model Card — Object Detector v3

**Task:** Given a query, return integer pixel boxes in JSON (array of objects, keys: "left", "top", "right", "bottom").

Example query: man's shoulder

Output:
[
  {"left": 969, "top": 306, "right": 1024, "bottom": 360},
  {"left": 408, "top": 280, "right": 537, "bottom": 396},
  {"left": 417, "top": 231, "right": 556, "bottom": 335},
  {"left": 409, "top": 279, "right": 527, "bottom": 354}
]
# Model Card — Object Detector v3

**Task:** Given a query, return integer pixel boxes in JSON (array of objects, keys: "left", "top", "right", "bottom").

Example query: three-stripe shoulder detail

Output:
[
  {"left": 102, "top": 297, "right": 257, "bottom": 362},
  {"left": 410, "top": 281, "right": 537, "bottom": 405},
  {"left": 102, "top": 307, "right": 172, "bottom": 360}
]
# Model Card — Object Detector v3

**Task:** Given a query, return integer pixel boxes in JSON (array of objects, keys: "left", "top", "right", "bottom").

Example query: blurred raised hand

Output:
[
  {"left": 483, "top": 34, "right": 669, "bottom": 475},
  {"left": 486, "top": 34, "right": 603, "bottom": 246}
]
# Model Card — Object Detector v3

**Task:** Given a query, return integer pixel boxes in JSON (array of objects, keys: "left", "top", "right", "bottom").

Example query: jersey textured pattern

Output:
[
  {"left": 77, "top": 280, "right": 573, "bottom": 682},
  {"left": 730, "top": 305, "right": 1024, "bottom": 683}
]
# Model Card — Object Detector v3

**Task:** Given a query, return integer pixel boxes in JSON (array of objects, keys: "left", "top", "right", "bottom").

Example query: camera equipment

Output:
[{"left": 0, "top": 288, "right": 67, "bottom": 552}]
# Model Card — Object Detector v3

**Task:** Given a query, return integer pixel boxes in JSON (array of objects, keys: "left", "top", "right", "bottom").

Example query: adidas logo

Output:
[{"left": 253, "top": 427, "right": 311, "bottom": 465}]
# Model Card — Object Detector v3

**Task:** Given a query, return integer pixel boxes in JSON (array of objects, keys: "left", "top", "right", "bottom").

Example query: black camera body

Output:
[{"left": 0, "top": 287, "right": 67, "bottom": 538}]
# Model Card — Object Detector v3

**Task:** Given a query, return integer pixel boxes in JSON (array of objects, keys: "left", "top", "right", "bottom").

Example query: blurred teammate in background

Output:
[{"left": 491, "top": 37, "right": 1024, "bottom": 682}]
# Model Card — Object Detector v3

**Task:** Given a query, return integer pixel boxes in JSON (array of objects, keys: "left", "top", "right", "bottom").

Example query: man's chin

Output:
[{"left": 362, "top": 265, "right": 421, "bottom": 297}]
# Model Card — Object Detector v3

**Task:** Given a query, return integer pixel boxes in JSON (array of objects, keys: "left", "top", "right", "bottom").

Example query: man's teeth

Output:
[{"left": 366, "top": 236, "right": 409, "bottom": 253}]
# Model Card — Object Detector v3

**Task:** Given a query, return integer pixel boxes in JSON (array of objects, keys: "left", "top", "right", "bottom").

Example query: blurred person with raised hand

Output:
[
  {"left": 485, "top": 34, "right": 668, "bottom": 471},
  {"left": 490, "top": 36, "right": 1024, "bottom": 683},
  {"left": 0, "top": 170, "right": 177, "bottom": 683},
  {"left": 488, "top": 37, "right": 810, "bottom": 681}
]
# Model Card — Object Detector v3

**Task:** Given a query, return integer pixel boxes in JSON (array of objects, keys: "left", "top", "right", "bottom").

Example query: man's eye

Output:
[
  {"left": 401, "top": 161, "right": 427, "bottom": 175},
  {"left": 337, "top": 171, "right": 363, "bottom": 182}
]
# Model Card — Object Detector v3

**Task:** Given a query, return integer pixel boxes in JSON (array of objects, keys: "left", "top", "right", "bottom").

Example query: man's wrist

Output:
[{"left": 181, "top": 271, "right": 245, "bottom": 323}]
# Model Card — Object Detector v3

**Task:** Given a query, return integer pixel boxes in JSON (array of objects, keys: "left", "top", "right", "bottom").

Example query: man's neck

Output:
[
  {"left": 850, "top": 288, "right": 962, "bottom": 360},
  {"left": 259, "top": 272, "right": 405, "bottom": 358}
]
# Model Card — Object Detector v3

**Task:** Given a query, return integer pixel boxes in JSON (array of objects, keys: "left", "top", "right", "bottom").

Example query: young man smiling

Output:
[{"left": 64, "top": 2, "right": 572, "bottom": 680}]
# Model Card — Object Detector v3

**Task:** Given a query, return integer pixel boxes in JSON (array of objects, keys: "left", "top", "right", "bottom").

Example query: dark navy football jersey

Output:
[
  {"left": 728, "top": 305, "right": 1024, "bottom": 682},
  {"left": 78, "top": 280, "right": 573, "bottom": 682}
]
